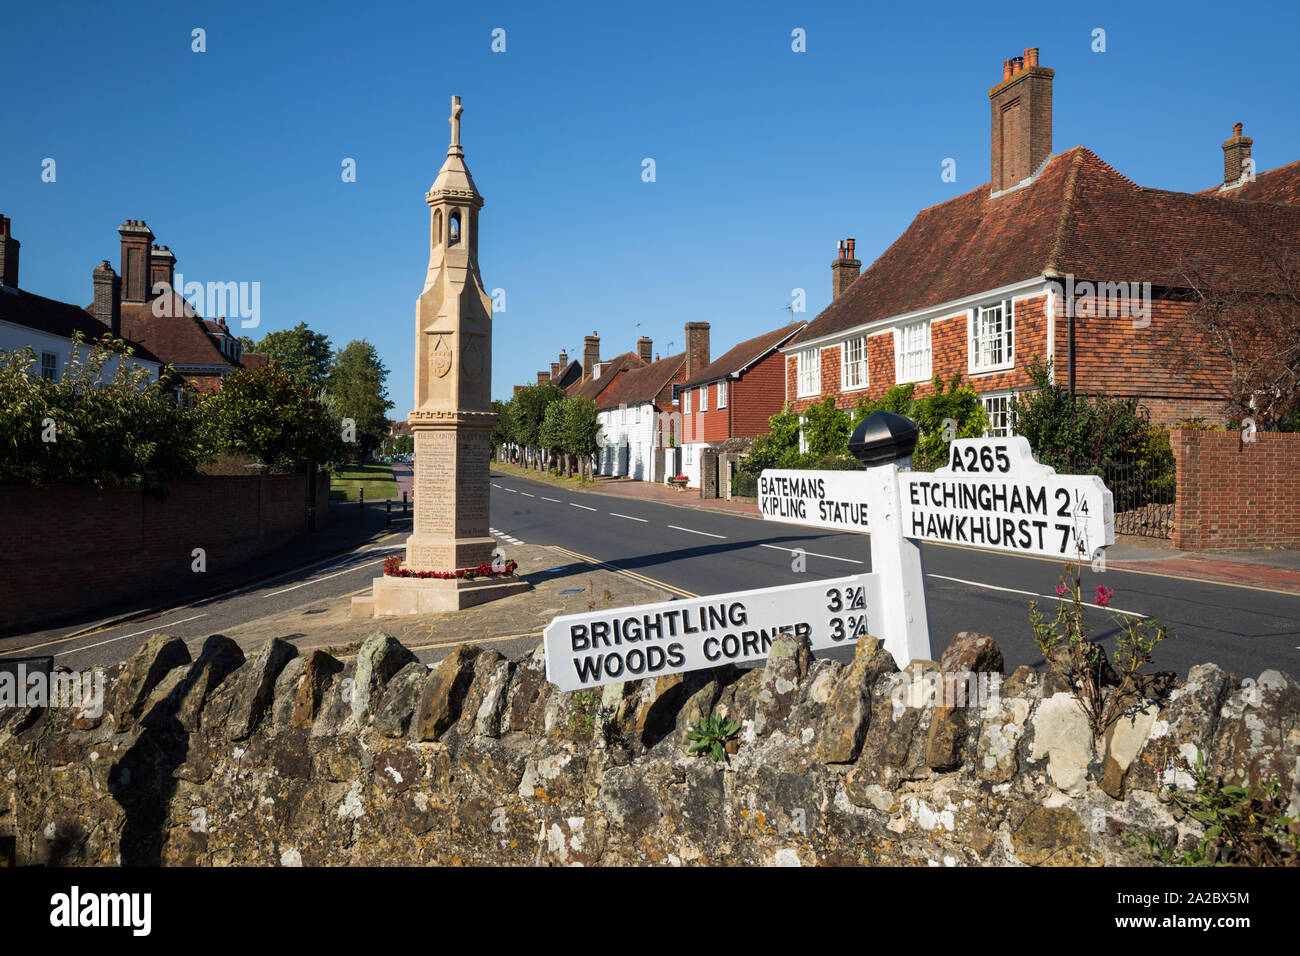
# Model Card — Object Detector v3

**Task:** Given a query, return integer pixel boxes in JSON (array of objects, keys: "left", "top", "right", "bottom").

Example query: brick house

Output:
[
  {"left": 782, "top": 48, "right": 1300, "bottom": 434},
  {"left": 680, "top": 320, "right": 805, "bottom": 496},
  {"left": 0, "top": 214, "right": 165, "bottom": 383},
  {"left": 114, "top": 220, "right": 266, "bottom": 396}
]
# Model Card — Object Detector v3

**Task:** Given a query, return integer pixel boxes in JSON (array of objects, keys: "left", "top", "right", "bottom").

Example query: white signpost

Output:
[
  {"left": 899, "top": 437, "right": 1113, "bottom": 560},
  {"left": 542, "top": 424, "right": 1114, "bottom": 688},
  {"left": 544, "top": 573, "right": 881, "bottom": 692}
]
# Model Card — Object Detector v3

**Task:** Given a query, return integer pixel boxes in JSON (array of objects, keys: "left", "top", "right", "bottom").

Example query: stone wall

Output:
[
  {"left": 1, "top": 629, "right": 1295, "bottom": 867},
  {"left": 0, "top": 472, "right": 329, "bottom": 633}
]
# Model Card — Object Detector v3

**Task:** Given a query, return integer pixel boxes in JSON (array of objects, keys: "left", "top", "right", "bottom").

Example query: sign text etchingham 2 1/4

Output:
[
  {"left": 543, "top": 574, "right": 881, "bottom": 692},
  {"left": 898, "top": 436, "right": 1113, "bottom": 560}
]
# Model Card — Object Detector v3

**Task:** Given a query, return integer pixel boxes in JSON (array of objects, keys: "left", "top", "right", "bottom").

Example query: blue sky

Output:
[{"left": 4, "top": 0, "right": 1298, "bottom": 411}]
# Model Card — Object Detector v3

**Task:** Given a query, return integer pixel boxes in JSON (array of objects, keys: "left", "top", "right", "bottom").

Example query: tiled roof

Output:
[
  {"left": 788, "top": 146, "right": 1300, "bottom": 348},
  {"left": 597, "top": 353, "right": 686, "bottom": 410},
  {"left": 566, "top": 351, "right": 646, "bottom": 401},
  {"left": 240, "top": 352, "right": 270, "bottom": 370},
  {"left": 0, "top": 286, "right": 164, "bottom": 365},
  {"left": 683, "top": 321, "right": 805, "bottom": 388},
  {"left": 119, "top": 292, "right": 238, "bottom": 368},
  {"left": 1199, "top": 159, "right": 1300, "bottom": 206}
]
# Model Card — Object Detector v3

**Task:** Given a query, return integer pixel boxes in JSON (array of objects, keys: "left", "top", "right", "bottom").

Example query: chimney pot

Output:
[
  {"left": 91, "top": 259, "right": 122, "bottom": 336},
  {"left": 832, "top": 238, "right": 861, "bottom": 300},
  {"left": 0, "top": 214, "right": 19, "bottom": 288},
  {"left": 684, "top": 322, "right": 711, "bottom": 380},
  {"left": 989, "top": 46, "right": 1053, "bottom": 195},
  {"left": 1222, "top": 122, "right": 1254, "bottom": 186}
]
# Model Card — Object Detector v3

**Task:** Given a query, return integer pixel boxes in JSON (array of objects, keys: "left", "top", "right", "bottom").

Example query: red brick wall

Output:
[
  {"left": 0, "top": 473, "right": 321, "bottom": 633},
  {"left": 1170, "top": 429, "right": 1300, "bottom": 550}
]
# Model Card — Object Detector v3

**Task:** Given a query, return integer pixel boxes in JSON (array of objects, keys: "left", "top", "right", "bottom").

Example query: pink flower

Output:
[
  {"left": 1095, "top": 585, "right": 1114, "bottom": 608},
  {"left": 1054, "top": 583, "right": 1068, "bottom": 597}
]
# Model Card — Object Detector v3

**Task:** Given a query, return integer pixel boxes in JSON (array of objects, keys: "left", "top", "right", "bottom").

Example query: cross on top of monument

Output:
[{"left": 449, "top": 95, "right": 463, "bottom": 154}]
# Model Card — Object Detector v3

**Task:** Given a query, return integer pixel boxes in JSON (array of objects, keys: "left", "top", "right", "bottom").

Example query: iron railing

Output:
[{"left": 1101, "top": 455, "right": 1175, "bottom": 539}]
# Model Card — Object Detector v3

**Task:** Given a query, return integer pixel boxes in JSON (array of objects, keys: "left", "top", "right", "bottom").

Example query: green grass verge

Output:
[
  {"left": 330, "top": 462, "right": 400, "bottom": 501},
  {"left": 491, "top": 460, "right": 599, "bottom": 491}
]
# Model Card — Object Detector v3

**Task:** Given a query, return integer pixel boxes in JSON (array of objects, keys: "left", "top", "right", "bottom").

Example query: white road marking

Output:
[
  {"left": 570, "top": 503, "right": 597, "bottom": 511},
  {"left": 610, "top": 513, "right": 648, "bottom": 522},
  {"left": 668, "top": 525, "right": 726, "bottom": 539},
  {"left": 492, "top": 483, "right": 502, "bottom": 488},
  {"left": 927, "top": 573, "right": 1148, "bottom": 618},
  {"left": 267, "top": 558, "right": 389, "bottom": 596},
  {"left": 520, "top": 492, "right": 535, "bottom": 498},
  {"left": 55, "top": 614, "right": 208, "bottom": 658},
  {"left": 758, "top": 543, "right": 863, "bottom": 565},
  {"left": 542, "top": 497, "right": 560, "bottom": 503},
  {"left": 505, "top": 488, "right": 517, "bottom": 493}
]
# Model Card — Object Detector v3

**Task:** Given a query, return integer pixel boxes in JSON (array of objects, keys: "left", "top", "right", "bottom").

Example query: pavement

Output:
[{"left": 528, "top": 469, "right": 1300, "bottom": 597}]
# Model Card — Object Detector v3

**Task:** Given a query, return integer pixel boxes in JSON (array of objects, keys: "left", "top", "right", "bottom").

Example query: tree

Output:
[
  {"left": 802, "top": 397, "right": 851, "bottom": 460},
  {"left": 253, "top": 322, "right": 333, "bottom": 390},
  {"left": 1011, "top": 359, "right": 1152, "bottom": 473},
  {"left": 327, "top": 339, "right": 394, "bottom": 458},
  {"left": 539, "top": 401, "right": 565, "bottom": 473},
  {"left": 199, "top": 364, "right": 346, "bottom": 472},
  {"left": 0, "top": 335, "right": 203, "bottom": 494},
  {"left": 1172, "top": 243, "right": 1300, "bottom": 430},
  {"left": 510, "top": 383, "right": 566, "bottom": 469},
  {"left": 560, "top": 396, "right": 602, "bottom": 478},
  {"left": 490, "top": 399, "right": 512, "bottom": 459}
]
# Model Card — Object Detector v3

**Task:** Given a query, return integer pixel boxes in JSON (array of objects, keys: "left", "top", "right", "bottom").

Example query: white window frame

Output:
[
  {"left": 796, "top": 349, "right": 820, "bottom": 397},
  {"left": 969, "top": 299, "right": 1015, "bottom": 374},
  {"left": 699, "top": 385, "right": 707, "bottom": 412},
  {"left": 893, "top": 321, "right": 932, "bottom": 384},
  {"left": 684, "top": 444, "right": 694, "bottom": 466},
  {"left": 40, "top": 351, "right": 58, "bottom": 381},
  {"left": 718, "top": 380, "right": 727, "bottom": 409},
  {"left": 981, "top": 390, "right": 1017, "bottom": 437},
  {"left": 841, "top": 335, "right": 868, "bottom": 391},
  {"left": 683, "top": 389, "right": 691, "bottom": 414},
  {"left": 797, "top": 414, "right": 808, "bottom": 455}
]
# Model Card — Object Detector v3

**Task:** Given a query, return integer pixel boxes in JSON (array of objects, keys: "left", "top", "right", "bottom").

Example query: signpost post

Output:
[{"left": 542, "top": 412, "right": 1115, "bottom": 689}]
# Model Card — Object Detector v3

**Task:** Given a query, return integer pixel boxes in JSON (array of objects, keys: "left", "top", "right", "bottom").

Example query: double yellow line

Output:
[{"left": 546, "top": 545, "right": 697, "bottom": 599}]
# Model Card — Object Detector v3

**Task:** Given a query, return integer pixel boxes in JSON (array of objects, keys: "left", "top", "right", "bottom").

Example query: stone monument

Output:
[{"left": 370, "top": 95, "right": 530, "bottom": 614}]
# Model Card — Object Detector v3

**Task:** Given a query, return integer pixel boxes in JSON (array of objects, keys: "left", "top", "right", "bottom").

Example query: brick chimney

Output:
[
  {"left": 118, "top": 219, "right": 154, "bottom": 304},
  {"left": 0, "top": 215, "right": 18, "bottom": 288},
  {"left": 583, "top": 334, "right": 600, "bottom": 378},
  {"left": 685, "top": 322, "right": 710, "bottom": 380},
  {"left": 1222, "top": 122, "right": 1254, "bottom": 186},
  {"left": 149, "top": 244, "right": 176, "bottom": 297},
  {"left": 550, "top": 361, "right": 561, "bottom": 380},
  {"left": 558, "top": 348, "right": 568, "bottom": 369},
  {"left": 989, "top": 47, "right": 1054, "bottom": 195},
  {"left": 91, "top": 261, "right": 122, "bottom": 336},
  {"left": 637, "top": 335, "right": 653, "bottom": 364},
  {"left": 832, "top": 238, "right": 860, "bottom": 300},
  {"left": 536, "top": 371, "right": 550, "bottom": 384}
]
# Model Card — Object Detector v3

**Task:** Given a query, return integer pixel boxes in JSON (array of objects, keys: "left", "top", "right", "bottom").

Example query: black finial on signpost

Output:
[{"left": 848, "top": 411, "right": 920, "bottom": 468}]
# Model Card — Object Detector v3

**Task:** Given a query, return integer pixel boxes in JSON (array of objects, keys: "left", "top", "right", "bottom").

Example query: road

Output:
[
  {"left": 6, "top": 466, "right": 1298, "bottom": 680},
  {"left": 487, "top": 470, "right": 1300, "bottom": 678}
]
